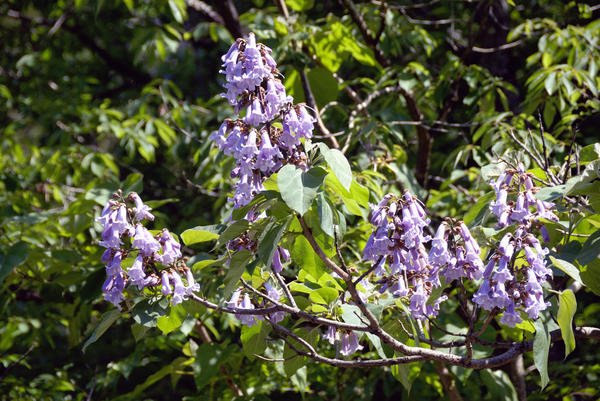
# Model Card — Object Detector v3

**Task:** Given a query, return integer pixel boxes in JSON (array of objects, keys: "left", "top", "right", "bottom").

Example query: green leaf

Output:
[
  {"left": 122, "top": 172, "right": 144, "bottom": 194},
  {"left": 217, "top": 220, "right": 250, "bottom": 246},
  {"left": 241, "top": 321, "right": 269, "bottom": 357},
  {"left": 277, "top": 165, "right": 327, "bottom": 215},
  {"left": 285, "top": 0, "right": 314, "bottom": 11},
  {"left": 157, "top": 304, "right": 187, "bottom": 335},
  {"left": 318, "top": 143, "right": 352, "bottom": 190},
  {"left": 549, "top": 256, "right": 582, "bottom": 284},
  {"left": 480, "top": 369, "right": 518, "bottom": 401},
  {"left": 180, "top": 225, "right": 222, "bottom": 245},
  {"left": 0, "top": 242, "right": 29, "bottom": 284},
  {"left": 316, "top": 193, "right": 334, "bottom": 238},
  {"left": 533, "top": 317, "right": 550, "bottom": 389},
  {"left": 577, "top": 229, "right": 600, "bottom": 266},
  {"left": 82, "top": 309, "right": 120, "bottom": 353},
  {"left": 308, "top": 287, "right": 339, "bottom": 305},
  {"left": 463, "top": 191, "right": 494, "bottom": 226},
  {"left": 168, "top": 0, "right": 187, "bottom": 23},
  {"left": 544, "top": 71, "right": 557, "bottom": 95},
  {"left": 224, "top": 250, "right": 252, "bottom": 295},
  {"left": 391, "top": 362, "right": 421, "bottom": 393},
  {"left": 291, "top": 235, "right": 326, "bottom": 280},
  {"left": 257, "top": 217, "right": 291, "bottom": 267},
  {"left": 557, "top": 289, "right": 577, "bottom": 357},
  {"left": 580, "top": 259, "right": 600, "bottom": 296}
]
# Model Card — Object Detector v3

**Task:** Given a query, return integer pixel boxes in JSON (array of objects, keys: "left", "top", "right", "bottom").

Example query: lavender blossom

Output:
[
  {"left": 133, "top": 224, "right": 161, "bottom": 258},
  {"left": 228, "top": 289, "right": 260, "bottom": 326},
  {"left": 129, "top": 192, "right": 154, "bottom": 222},
  {"left": 158, "top": 230, "right": 182, "bottom": 265},
  {"left": 340, "top": 332, "right": 363, "bottom": 356},
  {"left": 170, "top": 271, "right": 187, "bottom": 305},
  {"left": 324, "top": 325, "right": 338, "bottom": 345},
  {"left": 264, "top": 282, "right": 285, "bottom": 323},
  {"left": 128, "top": 254, "right": 149, "bottom": 289}
]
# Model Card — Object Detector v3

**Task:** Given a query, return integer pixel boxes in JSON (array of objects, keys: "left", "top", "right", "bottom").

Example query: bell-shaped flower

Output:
[
  {"left": 158, "top": 230, "right": 181, "bottom": 265},
  {"left": 340, "top": 332, "right": 363, "bottom": 356},
  {"left": 255, "top": 131, "right": 282, "bottom": 173},
  {"left": 130, "top": 192, "right": 154, "bottom": 222},
  {"left": 133, "top": 224, "right": 161, "bottom": 258}
]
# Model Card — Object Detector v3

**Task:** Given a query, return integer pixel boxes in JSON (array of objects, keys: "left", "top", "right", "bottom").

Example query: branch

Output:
[
  {"left": 186, "top": 0, "right": 225, "bottom": 25},
  {"left": 298, "top": 217, "right": 350, "bottom": 280},
  {"left": 339, "top": 0, "right": 390, "bottom": 67},
  {"left": 7, "top": 10, "right": 151, "bottom": 86},
  {"left": 434, "top": 361, "right": 464, "bottom": 401},
  {"left": 398, "top": 87, "right": 432, "bottom": 188},
  {"left": 299, "top": 69, "right": 340, "bottom": 149},
  {"left": 211, "top": 0, "right": 244, "bottom": 39},
  {"left": 271, "top": 322, "right": 425, "bottom": 367}
]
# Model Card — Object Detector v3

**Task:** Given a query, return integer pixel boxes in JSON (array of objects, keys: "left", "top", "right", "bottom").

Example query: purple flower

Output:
[
  {"left": 158, "top": 230, "right": 181, "bottom": 265},
  {"left": 500, "top": 302, "right": 522, "bottom": 327},
  {"left": 296, "top": 105, "right": 315, "bottom": 138},
  {"left": 171, "top": 271, "right": 187, "bottom": 305},
  {"left": 161, "top": 271, "right": 172, "bottom": 295},
  {"left": 324, "top": 325, "right": 338, "bottom": 345},
  {"left": 133, "top": 224, "right": 161, "bottom": 258},
  {"left": 490, "top": 188, "right": 508, "bottom": 219},
  {"left": 228, "top": 289, "right": 260, "bottom": 326},
  {"left": 102, "top": 270, "right": 126, "bottom": 308},
  {"left": 340, "top": 332, "right": 363, "bottom": 356},
  {"left": 255, "top": 130, "right": 282, "bottom": 173},
  {"left": 128, "top": 254, "right": 149, "bottom": 289},
  {"left": 184, "top": 268, "right": 200, "bottom": 295},
  {"left": 510, "top": 193, "right": 530, "bottom": 222},
  {"left": 129, "top": 193, "right": 154, "bottom": 222},
  {"left": 429, "top": 223, "right": 451, "bottom": 266},
  {"left": 244, "top": 98, "right": 268, "bottom": 126},
  {"left": 102, "top": 251, "right": 126, "bottom": 308},
  {"left": 264, "top": 79, "right": 290, "bottom": 119},
  {"left": 98, "top": 204, "right": 132, "bottom": 249},
  {"left": 264, "top": 282, "right": 285, "bottom": 323}
]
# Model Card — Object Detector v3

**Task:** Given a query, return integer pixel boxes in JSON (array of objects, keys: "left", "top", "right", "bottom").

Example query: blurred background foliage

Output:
[{"left": 0, "top": 0, "right": 598, "bottom": 400}]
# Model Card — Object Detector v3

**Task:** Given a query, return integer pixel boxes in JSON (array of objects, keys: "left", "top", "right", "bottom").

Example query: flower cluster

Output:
[
  {"left": 212, "top": 33, "right": 315, "bottom": 208},
  {"left": 97, "top": 191, "right": 199, "bottom": 308},
  {"left": 363, "top": 191, "right": 449, "bottom": 320},
  {"left": 472, "top": 165, "right": 556, "bottom": 326},
  {"left": 473, "top": 227, "right": 551, "bottom": 326}
]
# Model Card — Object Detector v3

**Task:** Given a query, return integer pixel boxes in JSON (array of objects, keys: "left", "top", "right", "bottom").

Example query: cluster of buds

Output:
[
  {"left": 212, "top": 33, "right": 315, "bottom": 208},
  {"left": 363, "top": 191, "right": 451, "bottom": 320},
  {"left": 97, "top": 191, "right": 199, "bottom": 308}
]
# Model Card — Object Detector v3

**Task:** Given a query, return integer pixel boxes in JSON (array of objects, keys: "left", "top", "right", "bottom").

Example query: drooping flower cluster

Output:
[
  {"left": 473, "top": 228, "right": 551, "bottom": 326},
  {"left": 213, "top": 33, "right": 307, "bottom": 326},
  {"left": 212, "top": 32, "right": 315, "bottom": 208},
  {"left": 97, "top": 191, "right": 199, "bottom": 308},
  {"left": 471, "top": 165, "right": 556, "bottom": 326},
  {"left": 363, "top": 191, "right": 449, "bottom": 320}
]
